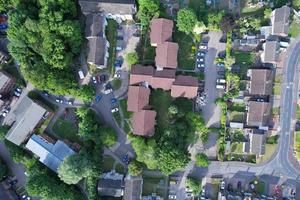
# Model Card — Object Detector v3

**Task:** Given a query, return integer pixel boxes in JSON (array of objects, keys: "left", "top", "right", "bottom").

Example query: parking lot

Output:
[{"left": 200, "top": 31, "right": 226, "bottom": 128}]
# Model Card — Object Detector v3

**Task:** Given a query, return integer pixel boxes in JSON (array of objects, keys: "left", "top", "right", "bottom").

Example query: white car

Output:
[
  {"left": 103, "top": 88, "right": 113, "bottom": 94},
  {"left": 197, "top": 58, "right": 204, "bottom": 62},
  {"left": 220, "top": 181, "right": 225, "bottom": 190},
  {"left": 168, "top": 195, "right": 177, "bottom": 200},
  {"left": 55, "top": 99, "right": 63, "bottom": 104},
  {"left": 67, "top": 101, "right": 73, "bottom": 105},
  {"left": 111, "top": 108, "right": 119, "bottom": 113},
  {"left": 92, "top": 76, "right": 97, "bottom": 84},
  {"left": 199, "top": 45, "right": 207, "bottom": 50}
]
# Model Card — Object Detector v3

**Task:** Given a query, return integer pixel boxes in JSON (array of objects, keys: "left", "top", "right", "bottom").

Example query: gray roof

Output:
[
  {"left": 124, "top": 176, "right": 143, "bottom": 200},
  {"left": 0, "top": 71, "right": 11, "bottom": 91},
  {"left": 271, "top": 6, "right": 290, "bottom": 36},
  {"left": 85, "top": 13, "right": 105, "bottom": 38},
  {"left": 79, "top": 0, "right": 136, "bottom": 15},
  {"left": 248, "top": 129, "right": 265, "bottom": 156},
  {"left": 248, "top": 69, "right": 273, "bottom": 96},
  {"left": 98, "top": 179, "right": 124, "bottom": 197},
  {"left": 25, "top": 134, "right": 75, "bottom": 172},
  {"left": 262, "top": 41, "right": 279, "bottom": 63},
  {"left": 5, "top": 96, "right": 46, "bottom": 145},
  {"left": 87, "top": 37, "right": 107, "bottom": 66},
  {"left": 247, "top": 101, "right": 270, "bottom": 127}
]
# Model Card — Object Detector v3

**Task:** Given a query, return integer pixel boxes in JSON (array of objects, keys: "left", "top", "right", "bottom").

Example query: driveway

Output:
[{"left": 201, "top": 31, "right": 226, "bottom": 128}]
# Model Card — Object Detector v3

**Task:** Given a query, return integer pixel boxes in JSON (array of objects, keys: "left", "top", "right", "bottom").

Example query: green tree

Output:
[
  {"left": 220, "top": 14, "right": 235, "bottom": 33},
  {"left": 125, "top": 52, "right": 139, "bottom": 66},
  {"left": 128, "top": 160, "right": 143, "bottom": 176},
  {"left": 0, "top": 125, "right": 9, "bottom": 140},
  {"left": 195, "top": 153, "right": 209, "bottom": 167},
  {"left": 58, "top": 154, "right": 89, "bottom": 185},
  {"left": 176, "top": 9, "right": 198, "bottom": 35},
  {"left": 264, "top": 8, "right": 272, "bottom": 19},
  {"left": 137, "top": 0, "right": 160, "bottom": 26},
  {"left": 186, "top": 177, "right": 202, "bottom": 196},
  {"left": 207, "top": 11, "right": 225, "bottom": 30},
  {"left": 99, "top": 127, "right": 117, "bottom": 147}
]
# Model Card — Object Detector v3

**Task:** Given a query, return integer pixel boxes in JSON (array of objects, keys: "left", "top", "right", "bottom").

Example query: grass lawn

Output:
[
  {"left": 124, "top": 120, "right": 132, "bottom": 134},
  {"left": 230, "top": 103, "right": 246, "bottom": 112},
  {"left": 230, "top": 111, "right": 244, "bottom": 122},
  {"left": 106, "top": 19, "right": 118, "bottom": 76},
  {"left": 289, "top": 19, "right": 300, "bottom": 38},
  {"left": 103, "top": 156, "right": 115, "bottom": 172},
  {"left": 115, "top": 163, "right": 125, "bottom": 174},
  {"left": 142, "top": 175, "right": 167, "bottom": 197},
  {"left": 272, "top": 107, "right": 280, "bottom": 116},
  {"left": 113, "top": 112, "right": 122, "bottom": 126},
  {"left": 173, "top": 30, "right": 195, "bottom": 70},
  {"left": 150, "top": 89, "right": 172, "bottom": 129},
  {"left": 234, "top": 51, "right": 255, "bottom": 79},
  {"left": 273, "top": 84, "right": 281, "bottom": 95},
  {"left": 112, "top": 78, "right": 122, "bottom": 90},
  {"left": 295, "top": 131, "right": 300, "bottom": 161},
  {"left": 231, "top": 142, "right": 244, "bottom": 154},
  {"left": 52, "top": 117, "right": 80, "bottom": 143},
  {"left": 297, "top": 106, "right": 300, "bottom": 120},
  {"left": 257, "top": 144, "right": 277, "bottom": 164},
  {"left": 120, "top": 99, "right": 133, "bottom": 119}
]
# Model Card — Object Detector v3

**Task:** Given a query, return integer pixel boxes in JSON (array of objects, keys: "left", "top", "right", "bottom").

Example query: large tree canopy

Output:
[
  {"left": 7, "top": 0, "right": 89, "bottom": 98},
  {"left": 176, "top": 9, "right": 198, "bottom": 35}
]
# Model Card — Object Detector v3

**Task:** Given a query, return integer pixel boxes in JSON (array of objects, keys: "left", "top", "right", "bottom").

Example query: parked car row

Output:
[
  {"left": 196, "top": 42, "right": 208, "bottom": 69},
  {"left": 92, "top": 74, "right": 106, "bottom": 84}
]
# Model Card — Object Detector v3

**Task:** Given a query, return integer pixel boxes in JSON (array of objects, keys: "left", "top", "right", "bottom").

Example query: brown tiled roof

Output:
[
  {"left": 127, "top": 86, "right": 150, "bottom": 112},
  {"left": 151, "top": 69, "right": 176, "bottom": 90},
  {"left": 247, "top": 101, "right": 270, "bottom": 127},
  {"left": 150, "top": 18, "right": 173, "bottom": 45},
  {"left": 171, "top": 75, "right": 198, "bottom": 99},
  {"left": 155, "top": 42, "right": 178, "bottom": 69},
  {"left": 129, "top": 65, "right": 154, "bottom": 85},
  {"left": 271, "top": 5, "right": 290, "bottom": 36},
  {"left": 132, "top": 110, "right": 156, "bottom": 137},
  {"left": 249, "top": 69, "right": 273, "bottom": 96}
]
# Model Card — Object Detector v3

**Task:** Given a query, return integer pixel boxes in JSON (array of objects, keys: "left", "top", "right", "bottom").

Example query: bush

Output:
[
  {"left": 266, "top": 135, "right": 279, "bottom": 144},
  {"left": 195, "top": 153, "right": 209, "bottom": 167},
  {"left": 186, "top": 177, "right": 202, "bottom": 196},
  {"left": 125, "top": 52, "right": 139, "bottom": 66},
  {"left": 128, "top": 160, "right": 143, "bottom": 176}
]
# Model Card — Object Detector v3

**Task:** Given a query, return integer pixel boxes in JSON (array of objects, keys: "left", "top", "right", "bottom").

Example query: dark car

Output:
[
  {"left": 95, "top": 94, "right": 102, "bottom": 103},
  {"left": 122, "top": 154, "right": 130, "bottom": 165},
  {"left": 237, "top": 181, "right": 242, "bottom": 190},
  {"left": 111, "top": 98, "right": 117, "bottom": 104},
  {"left": 117, "top": 36, "right": 123, "bottom": 40},
  {"left": 218, "top": 71, "right": 225, "bottom": 76},
  {"left": 227, "top": 183, "right": 233, "bottom": 192},
  {"left": 100, "top": 74, "right": 106, "bottom": 82},
  {"left": 217, "top": 62, "right": 225, "bottom": 68},
  {"left": 114, "top": 59, "right": 123, "bottom": 68}
]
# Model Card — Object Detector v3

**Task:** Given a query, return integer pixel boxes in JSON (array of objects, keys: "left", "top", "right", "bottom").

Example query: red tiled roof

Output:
[
  {"left": 129, "top": 65, "right": 154, "bottom": 85},
  {"left": 132, "top": 110, "right": 156, "bottom": 137},
  {"left": 150, "top": 18, "right": 173, "bottom": 45},
  {"left": 155, "top": 42, "right": 178, "bottom": 69},
  {"left": 127, "top": 86, "right": 150, "bottom": 112},
  {"left": 171, "top": 75, "right": 198, "bottom": 99},
  {"left": 151, "top": 69, "right": 176, "bottom": 90}
]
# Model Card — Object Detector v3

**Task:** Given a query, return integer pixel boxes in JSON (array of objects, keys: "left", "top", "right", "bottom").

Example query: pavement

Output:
[{"left": 201, "top": 31, "right": 226, "bottom": 128}]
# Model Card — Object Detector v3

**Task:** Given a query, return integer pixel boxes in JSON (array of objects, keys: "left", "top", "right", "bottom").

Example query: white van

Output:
[
  {"left": 216, "top": 79, "right": 226, "bottom": 84},
  {"left": 216, "top": 84, "right": 225, "bottom": 90},
  {"left": 78, "top": 70, "right": 85, "bottom": 80}
]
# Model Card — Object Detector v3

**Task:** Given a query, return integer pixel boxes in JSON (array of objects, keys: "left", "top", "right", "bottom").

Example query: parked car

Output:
[
  {"left": 217, "top": 62, "right": 225, "bottom": 67},
  {"left": 43, "top": 91, "right": 49, "bottom": 96},
  {"left": 217, "top": 71, "right": 225, "bottom": 76},
  {"left": 111, "top": 98, "right": 117, "bottom": 104},
  {"left": 197, "top": 51, "right": 205, "bottom": 57},
  {"left": 67, "top": 101, "right": 73, "bottom": 105},
  {"left": 55, "top": 99, "right": 63, "bottom": 104},
  {"left": 227, "top": 183, "right": 233, "bottom": 192},
  {"left": 220, "top": 181, "right": 225, "bottom": 190},
  {"left": 122, "top": 154, "right": 129, "bottom": 164},
  {"left": 197, "top": 57, "right": 204, "bottom": 62},
  {"left": 92, "top": 76, "right": 97, "bottom": 84},
  {"left": 14, "top": 91, "right": 21, "bottom": 97},
  {"left": 111, "top": 107, "right": 119, "bottom": 113},
  {"left": 100, "top": 74, "right": 106, "bottom": 83},
  {"left": 95, "top": 94, "right": 102, "bottom": 102},
  {"left": 114, "top": 59, "right": 123, "bottom": 68},
  {"left": 104, "top": 88, "right": 113, "bottom": 95},
  {"left": 197, "top": 62, "right": 205, "bottom": 68},
  {"left": 117, "top": 36, "right": 123, "bottom": 40},
  {"left": 237, "top": 181, "right": 242, "bottom": 190},
  {"left": 168, "top": 195, "right": 177, "bottom": 199}
]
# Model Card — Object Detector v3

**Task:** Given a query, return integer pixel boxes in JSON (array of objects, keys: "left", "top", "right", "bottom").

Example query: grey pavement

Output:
[
  {"left": 201, "top": 31, "right": 225, "bottom": 128},
  {"left": 0, "top": 183, "right": 18, "bottom": 200}
]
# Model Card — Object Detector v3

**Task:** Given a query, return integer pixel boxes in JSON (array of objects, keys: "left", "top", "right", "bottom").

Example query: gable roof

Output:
[
  {"left": 249, "top": 129, "right": 265, "bottom": 156},
  {"left": 261, "top": 41, "right": 279, "bottom": 63},
  {"left": 85, "top": 13, "right": 105, "bottom": 38},
  {"left": 151, "top": 69, "right": 176, "bottom": 90},
  {"left": 248, "top": 69, "right": 273, "bottom": 96},
  {"left": 124, "top": 176, "right": 143, "bottom": 200},
  {"left": 155, "top": 42, "right": 178, "bottom": 69},
  {"left": 271, "top": 5, "right": 290, "bottom": 36},
  {"left": 87, "top": 37, "right": 106, "bottom": 66},
  {"left": 150, "top": 18, "right": 174, "bottom": 45},
  {"left": 25, "top": 134, "right": 75, "bottom": 172},
  {"left": 132, "top": 110, "right": 156, "bottom": 137},
  {"left": 129, "top": 65, "right": 154, "bottom": 85},
  {"left": 171, "top": 75, "right": 198, "bottom": 99},
  {"left": 98, "top": 179, "right": 124, "bottom": 197},
  {"left": 79, "top": 0, "right": 136, "bottom": 15},
  {"left": 5, "top": 96, "right": 46, "bottom": 145},
  {"left": 127, "top": 86, "right": 150, "bottom": 112},
  {"left": 247, "top": 101, "right": 270, "bottom": 127}
]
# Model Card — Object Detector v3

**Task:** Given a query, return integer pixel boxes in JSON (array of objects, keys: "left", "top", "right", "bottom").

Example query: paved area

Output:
[
  {"left": 0, "top": 183, "right": 18, "bottom": 200},
  {"left": 201, "top": 31, "right": 226, "bottom": 128}
]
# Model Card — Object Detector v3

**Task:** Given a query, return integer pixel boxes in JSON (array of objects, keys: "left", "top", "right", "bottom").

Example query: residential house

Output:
[
  {"left": 246, "top": 101, "right": 271, "bottom": 128},
  {"left": 247, "top": 69, "right": 273, "bottom": 96},
  {"left": 0, "top": 38, "right": 9, "bottom": 64},
  {"left": 155, "top": 42, "right": 178, "bottom": 70},
  {"left": 5, "top": 96, "right": 47, "bottom": 145},
  {"left": 124, "top": 176, "right": 143, "bottom": 200},
  {"left": 270, "top": 6, "right": 290, "bottom": 37},
  {"left": 98, "top": 171, "right": 124, "bottom": 197},
  {"left": 25, "top": 134, "right": 75, "bottom": 172},
  {"left": 127, "top": 86, "right": 150, "bottom": 112},
  {"left": 150, "top": 18, "right": 174, "bottom": 46},
  {"left": 129, "top": 65, "right": 154, "bottom": 85},
  {"left": 85, "top": 13, "right": 106, "bottom": 38},
  {"left": 261, "top": 41, "right": 280, "bottom": 64},
  {"left": 87, "top": 37, "right": 109, "bottom": 69},
  {"left": 132, "top": 110, "right": 157, "bottom": 137},
  {"left": 171, "top": 75, "right": 198, "bottom": 99},
  {"left": 244, "top": 129, "right": 265, "bottom": 157},
  {"left": 0, "top": 71, "right": 15, "bottom": 95},
  {"left": 151, "top": 69, "right": 176, "bottom": 90},
  {"left": 79, "top": 0, "right": 136, "bottom": 21}
]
